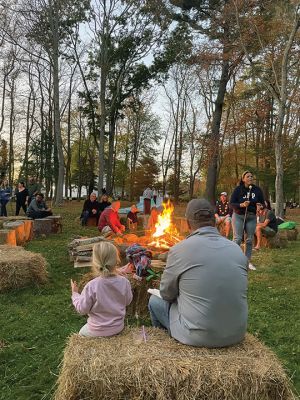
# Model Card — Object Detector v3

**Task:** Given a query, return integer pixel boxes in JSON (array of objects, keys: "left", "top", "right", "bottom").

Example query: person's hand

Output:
[
  {"left": 92, "top": 209, "right": 97, "bottom": 214},
  {"left": 116, "top": 231, "right": 123, "bottom": 237},
  {"left": 120, "top": 225, "right": 125, "bottom": 232},
  {"left": 241, "top": 201, "right": 250, "bottom": 208},
  {"left": 71, "top": 279, "right": 79, "bottom": 293}
]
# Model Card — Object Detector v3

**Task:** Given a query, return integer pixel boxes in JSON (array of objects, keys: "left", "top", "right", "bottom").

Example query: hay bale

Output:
[
  {"left": 278, "top": 228, "right": 298, "bottom": 241},
  {"left": 55, "top": 328, "right": 296, "bottom": 400},
  {"left": 126, "top": 275, "right": 160, "bottom": 319},
  {"left": 0, "top": 245, "right": 48, "bottom": 292},
  {"left": 260, "top": 234, "right": 288, "bottom": 249}
]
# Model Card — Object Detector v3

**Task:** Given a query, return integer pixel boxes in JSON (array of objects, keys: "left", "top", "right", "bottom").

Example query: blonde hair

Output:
[{"left": 92, "top": 241, "right": 120, "bottom": 277}]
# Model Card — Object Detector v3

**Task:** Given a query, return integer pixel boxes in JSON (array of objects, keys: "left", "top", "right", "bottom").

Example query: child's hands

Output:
[{"left": 71, "top": 279, "right": 79, "bottom": 293}]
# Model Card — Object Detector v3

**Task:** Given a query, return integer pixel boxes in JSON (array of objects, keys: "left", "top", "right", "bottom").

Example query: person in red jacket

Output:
[{"left": 98, "top": 200, "right": 125, "bottom": 236}]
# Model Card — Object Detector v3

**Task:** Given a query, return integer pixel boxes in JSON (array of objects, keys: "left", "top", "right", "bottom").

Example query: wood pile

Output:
[
  {"left": 69, "top": 234, "right": 169, "bottom": 268},
  {"left": 68, "top": 236, "right": 107, "bottom": 268}
]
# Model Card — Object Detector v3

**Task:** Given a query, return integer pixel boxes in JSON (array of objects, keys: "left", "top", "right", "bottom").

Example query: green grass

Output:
[{"left": 0, "top": 202, "right": 299, "bottom": 400}]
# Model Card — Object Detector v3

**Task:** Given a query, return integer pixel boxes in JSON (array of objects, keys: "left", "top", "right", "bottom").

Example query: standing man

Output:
[
  {"left": 215, "top": 192, "right": 232, "bottom": 238},
  {"left": 148, "top": 198, "right": 248, "bottom": 348},
  {"left": 143, "top": 187, "right": 153, "bottom": 228},
  {"left": 27, "top": 177, "right": 40, "bottom": 205}
]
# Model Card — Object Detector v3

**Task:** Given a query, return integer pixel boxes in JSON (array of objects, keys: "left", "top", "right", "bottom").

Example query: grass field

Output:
[{"left": 0, "top": 202, "right": 299, "bottom": 400}]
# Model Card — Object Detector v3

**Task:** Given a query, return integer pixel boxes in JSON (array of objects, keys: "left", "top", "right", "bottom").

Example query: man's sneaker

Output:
[{"left": 248, "top": 263, "right": 256, "bottom": 271}]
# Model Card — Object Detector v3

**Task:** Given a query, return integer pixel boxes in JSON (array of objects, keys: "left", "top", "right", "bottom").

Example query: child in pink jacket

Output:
[{"left": 71, "top": 241, "right": 133, "bottom": 337}]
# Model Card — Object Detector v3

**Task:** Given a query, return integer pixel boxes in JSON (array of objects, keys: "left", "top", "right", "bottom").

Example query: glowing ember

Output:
[{"left": 148, "top": 200, "right": 182, "bottom": 249}]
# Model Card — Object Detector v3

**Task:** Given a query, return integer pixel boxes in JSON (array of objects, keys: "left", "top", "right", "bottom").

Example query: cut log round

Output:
[
  {"left": 0, "top": 229, "right": 17, "bottom": 246},
  {"left": 3, "top": 221, "right": 25, "bottom": 245},
  {"left": 46, "top": 215, "right": 63, "bottom": 233},
  {"left": 19, "top": 220, "right": 33, "bottom": 241},
  {"left": 33, "top": 218, "right": 52, "bottom": 237}
]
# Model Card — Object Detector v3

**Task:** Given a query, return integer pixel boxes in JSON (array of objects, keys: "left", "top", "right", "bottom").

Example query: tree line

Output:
[{"left": 0, "top": 0, "right": 299, "bottom": 217}]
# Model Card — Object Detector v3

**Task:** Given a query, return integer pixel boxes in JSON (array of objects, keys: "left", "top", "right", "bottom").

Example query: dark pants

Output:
[
  {"left": 27, "top": 210, "right": 53, "bottom": 219},
  {"left": 81, "top": 210, "right": 100, "bottom": 226},
  {"left": 0, "top": 201, "right": 8, "bottom": 216},
  {"left": 16, "top": 202, "right": 27, "bottom": 216}
]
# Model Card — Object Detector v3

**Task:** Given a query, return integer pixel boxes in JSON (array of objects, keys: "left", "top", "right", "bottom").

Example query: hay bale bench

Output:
[
  {"left": 0, "top": 245, "right": 48, "bottom": 292},
  {"left": 278, "top": 228, "right": 298, "bottom": 241},
  {"left": 55, "top": 327, "right": 295, "bottom": 400},
  {"left": 259, "top": 233, "right": 288, "bottom": 249}
]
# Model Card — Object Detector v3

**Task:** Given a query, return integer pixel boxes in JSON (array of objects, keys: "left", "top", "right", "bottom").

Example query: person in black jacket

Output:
[
  {"left": 15, "top": 181, "right": 29, "bottom": 216},
  {"left": 80, "top": 193, "right": 101, "bottom": 226},
  {"left": 230, "top": 171, "right": 264, "bottom": 270}
]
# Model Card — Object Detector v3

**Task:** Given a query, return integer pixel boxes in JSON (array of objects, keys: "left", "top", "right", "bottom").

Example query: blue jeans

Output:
[
  {"left": 232, "top": 212, "right": 257, "bottom": 259},
  {"left": 148, "top": 295, "right": 171, "bottom": 332}
]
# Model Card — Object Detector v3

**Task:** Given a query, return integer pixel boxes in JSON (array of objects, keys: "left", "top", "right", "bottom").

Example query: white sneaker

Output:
[{"left": 248, "top": 263, "right": 256, "bottom": 271}]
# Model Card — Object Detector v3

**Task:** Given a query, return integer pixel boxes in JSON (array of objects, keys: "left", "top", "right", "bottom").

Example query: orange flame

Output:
[{"left": 148, "top": 200, "right": 182, "bottom": 249}]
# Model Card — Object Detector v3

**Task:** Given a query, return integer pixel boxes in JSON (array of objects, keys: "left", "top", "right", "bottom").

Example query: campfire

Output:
[{"left": 147, "top": 200, "right": 182, "bottom": 250}]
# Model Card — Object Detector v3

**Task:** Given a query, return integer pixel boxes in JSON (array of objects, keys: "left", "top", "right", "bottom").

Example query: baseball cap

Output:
[
  {"left": 185, "top": 199, "right": 214, "bottom": 221},
  {"left": 220, "top": 192, "right": 227, "bottom": 196}
]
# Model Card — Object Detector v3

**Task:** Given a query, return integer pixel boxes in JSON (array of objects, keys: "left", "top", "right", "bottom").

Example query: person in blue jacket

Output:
[
  {"left": 230, "top": 171, "right": 264, "bottom": 270},
  {"left": 0, "top": 179, "right": 12, "bottom": 216}
]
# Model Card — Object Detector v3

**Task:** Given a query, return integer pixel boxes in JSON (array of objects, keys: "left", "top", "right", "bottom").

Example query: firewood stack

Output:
[{"left": 68, "top": 236, "right": 107, "bottom": 268}]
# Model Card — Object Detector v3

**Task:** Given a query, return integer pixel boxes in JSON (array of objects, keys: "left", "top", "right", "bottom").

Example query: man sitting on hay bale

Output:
[
  {"left": 148, "top": 198, "right": 248, "bottom": 348},
  {"left": 98, "top": 200, "right": 125, "bottom": 236},
  {"left": 254, "top": 202, "right": 278, "bottom": 250},
  {"left": 26, "top": 193, "right": 53, "bottom": 219}
]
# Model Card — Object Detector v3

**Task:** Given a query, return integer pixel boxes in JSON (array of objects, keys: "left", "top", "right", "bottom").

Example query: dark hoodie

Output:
[{"left": 230, "top": 184, "right": 264, "bottom": 215}]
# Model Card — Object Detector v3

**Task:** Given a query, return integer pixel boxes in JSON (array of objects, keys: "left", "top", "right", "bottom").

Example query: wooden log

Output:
[
  {"left": 47, "top": 215, "right": 63, "bottom": 233},
  {"left": 86, "top": 217, "right": 98, "bottom": 227},
  {"left": 33, "top": 218, "right": 52, "bottom": 237},
  {"left": 19, "top": 220, "right": 33, "bottom": 242},
  {"left": 3, "top": 221, "right": 25, "bottom": 245},
  {"left": 260, "top": 234, "right": 287, "bottom": 249},
  {"left": 0, "top": 229, "right": 17, "bottom": 246}
]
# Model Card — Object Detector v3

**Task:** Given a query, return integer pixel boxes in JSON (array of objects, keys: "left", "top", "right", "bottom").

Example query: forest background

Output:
[{"left": 0, "top": 0, "right": 299, "bottom": 218}]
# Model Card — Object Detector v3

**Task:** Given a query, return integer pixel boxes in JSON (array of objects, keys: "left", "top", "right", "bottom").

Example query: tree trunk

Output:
[{"left": 205, "top": 46, "right": 230, "bottom": 204}]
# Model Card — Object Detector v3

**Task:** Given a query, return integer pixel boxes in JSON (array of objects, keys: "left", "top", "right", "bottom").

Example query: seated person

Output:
[
  {"left": 80, "top": 193, "right": 100, "bottom": 226},
  {"left": 254, "top": 202, "right": 278, "bottom": 250},
  {"left": 147, "top": 206, "right": 159, "bottom": 231},
  {"left": 99, "top": 194, "right": 111, "bottom": 213},
  {"left": 215, "top": 192, "right": 232, "bottom": 238},
  {"left": 98, "top": 200, "right": 125, "bottom": 236},
  {"left": 71, "top": 241, "right": 133, "bottom": 337},
  {"left": 26, "top": 192, "right": 53, "bottom": 219},
  {"left": 127, "top": 204, "right": 139, "bottom": 230},
  {"left": 148, "top": 198, "right": 248, "bottom": 348}
]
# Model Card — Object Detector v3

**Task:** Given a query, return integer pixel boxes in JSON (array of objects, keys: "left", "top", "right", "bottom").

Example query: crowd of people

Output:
[
  {"left": 71, "top": 170, "right": 289, "bottom": 348},
  {"left": 0, "top": 176, "right": 52, "bottom": 219}
]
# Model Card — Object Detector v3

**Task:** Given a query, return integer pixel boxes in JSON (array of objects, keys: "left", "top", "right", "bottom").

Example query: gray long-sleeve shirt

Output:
[{"left": 160, "top": 226, "right": 248, "bottom": 347}]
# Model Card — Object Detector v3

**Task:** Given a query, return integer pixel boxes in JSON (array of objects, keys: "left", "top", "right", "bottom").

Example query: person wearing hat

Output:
[
  {"left": 230, "top": 171, "right": 264, "bottom": 270},
  {"left": 127, "top": 204, "right": 139, "bottom": 230},
  {"left": 98, "top": 200, "right": 125, "bottom": 236},
  {"left": 215, "top": 192, "right": 232, "bottom": 238},
  {"left": 148, "top": 198, "right": 248, "bottom": 348}
]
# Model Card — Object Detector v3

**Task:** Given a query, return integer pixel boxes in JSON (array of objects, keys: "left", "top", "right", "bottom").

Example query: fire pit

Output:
[{"left": 112, "top": 200, "right": 183, "bottom": 257}]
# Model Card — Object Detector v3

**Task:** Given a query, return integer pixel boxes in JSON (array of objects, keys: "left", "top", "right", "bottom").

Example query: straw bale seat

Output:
[
  {"left": 258, "top": 233, "right": 288, "bottom": 249},
  {"left": 0, "top": 245, "right": 48, "bottom": 292},
  {"left": 55, "top": 327, "right": 295, "bottom": 400},
  {"left": 278, "top": 228, "right": 298, "bottom": 241}
]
